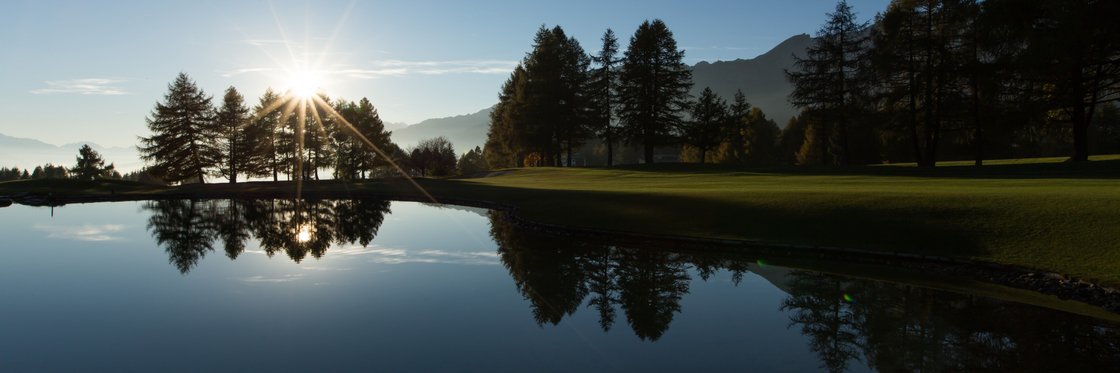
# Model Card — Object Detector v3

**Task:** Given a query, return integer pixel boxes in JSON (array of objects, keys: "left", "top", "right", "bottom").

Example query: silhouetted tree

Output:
[
  {"left": 333, "top": 97, "right": 392, "bottom": 179},
  {"left": 521, "top": 25, "right": 593, "bottom": 166},
  {"left": 138, "top": 73, "right": 219, "bottom": 184},
  {"left": 715, "top": 90, "right": 752, "bottom": 164},
  {"left": 215, "top": 86, "right": 252, "bottom": 183},
  {"left": 743, "top": 107, "right": 782, "bottom": 164},
  {"left": 680, "top": 87, "right": 727, "bottom": 163},
  {"left": 69, "top": 144, "right": 115, "bottom": 180},
  {"left": 457, "top": 146, "right": 487, "bottom": 175},
  {"left": 249, "top": 88, "right": 284, "bottom": 181},
  {"left": 788, "top": 1, "right": 869, "bottom": 165},
  {"left": 618, "top": 19, "right": 693, "bottom": 164},
  {"left": 999, "top": 0, "right": 1120, "bottom": 162},
  {"left": 590, "top": 28, "right": 622, "bottom": 166},
  {"left": 409, "top": 137, "right": 457, "bottom": 177},
  {"left": 484, "top": 66, "right": 528, "bottom": 169}
]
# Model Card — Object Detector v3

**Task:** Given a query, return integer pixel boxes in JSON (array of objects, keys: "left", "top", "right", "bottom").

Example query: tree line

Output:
[
  {"left": 484, "top": 20, "right": 698, "bottom": 167},
  {"left": 485, "top": 1, "right": 1119, "bottom": 168},
  {"left": 137, "top": 73, "right": 466, "bottom": 185},
  {"left": 0, "top": 144, "right": 138, "bottom": 182},
  {"left": 788, "top": 0, "right": 1120, "bottom": 166}
]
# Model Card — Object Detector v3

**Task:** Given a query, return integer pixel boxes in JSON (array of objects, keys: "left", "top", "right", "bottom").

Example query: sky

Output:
[{"left": 0, "top": 0, "right": 890, "bottom": 148}]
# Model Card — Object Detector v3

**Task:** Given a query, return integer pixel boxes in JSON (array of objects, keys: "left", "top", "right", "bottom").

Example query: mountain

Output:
[
  {"left": 391, "top": 106, "right": 493, "bottom": 153},
  {"left": 0, "top": 133, "right": 141, "bottom": 173},
  {"left": 691, "top": 33, "right": 812, "bottom": 127},
  {"left": 387, "top": 34, "right": 812, "bottom": 154}
]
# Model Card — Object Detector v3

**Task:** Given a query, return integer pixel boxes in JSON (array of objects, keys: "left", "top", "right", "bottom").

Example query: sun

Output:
[{"left": 285, "top": 70, "right": 321, "bottom": 99}]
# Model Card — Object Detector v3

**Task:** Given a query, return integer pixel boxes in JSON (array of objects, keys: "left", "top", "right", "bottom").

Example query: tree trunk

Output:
[
  {"left": 1072, "top": 103, "right": 1090, "bottom": 162},
  {"left": 644, "top": 144, "right": 654, "bottom": 164},
  {"left": 606, "top": 137, "right": 614, "bottom": 166}
]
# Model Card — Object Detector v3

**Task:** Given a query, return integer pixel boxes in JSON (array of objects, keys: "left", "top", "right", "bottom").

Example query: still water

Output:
[{"left": 0, "top": 200, "right": 1117, "bottom": 372}]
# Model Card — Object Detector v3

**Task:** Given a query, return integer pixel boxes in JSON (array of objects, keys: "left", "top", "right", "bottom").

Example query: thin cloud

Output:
[
  {"left": 35, "top": 224, "right": 126, "bottom": 241},
  {"left": 31, "top": 78, "right": 128, "bottom": 95},
  {"left": 223, "top": 59, "right": 518, "bottom": 80},
  {"left": 240, "top": 274, "right": 304, "bottom": 283},
  {"left": 219, "top": 67, "right": 279, "bottom": 77}
]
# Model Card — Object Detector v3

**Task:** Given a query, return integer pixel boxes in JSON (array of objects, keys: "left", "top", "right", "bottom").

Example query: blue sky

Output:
[{"left": 0, "top": 0, "right": 889, "bottom": 148}]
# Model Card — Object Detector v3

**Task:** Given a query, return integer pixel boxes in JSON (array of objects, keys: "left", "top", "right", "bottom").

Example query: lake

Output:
[{"left": 1, "top": 200, "right": 1117, "bottom": 372}]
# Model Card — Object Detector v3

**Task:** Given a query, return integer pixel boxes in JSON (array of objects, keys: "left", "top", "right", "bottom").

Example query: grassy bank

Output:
[{"left": 3, "top": 155, "right": 1119, "bottom": 286}]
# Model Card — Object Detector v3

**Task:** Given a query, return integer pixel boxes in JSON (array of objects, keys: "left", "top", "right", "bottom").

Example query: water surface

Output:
[{"left": 0, "top": 200, "right": 1117, "bottom": 372}]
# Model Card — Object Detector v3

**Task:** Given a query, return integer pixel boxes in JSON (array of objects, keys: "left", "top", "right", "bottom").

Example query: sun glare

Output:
[
  {"left": 285, "top": 70, "right": 321, "bottom": 99},
  {"left": 296, "top": 224, "right": 314, "bottom": 243}
]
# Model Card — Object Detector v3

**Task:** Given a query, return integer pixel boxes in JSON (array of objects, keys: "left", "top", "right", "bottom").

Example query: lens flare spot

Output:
[{"left": 296, "top": 225, "right": 313, "bottom": 243}]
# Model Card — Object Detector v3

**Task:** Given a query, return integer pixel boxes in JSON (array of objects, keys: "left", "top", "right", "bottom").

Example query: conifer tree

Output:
[
  {"left": 618, "top": 19, "right": 693, "bottom": 164},
  {"left": 681, "top": 87, "right": 728, "bottom": 163},
  {"left": 70, "top": 144, "right": 115, "bottom": 180},
  {"left": 787, "top": 1, "right": 869, "bottom": 165},
  {"left": 484, "top": 65, "right": 529, "bottom": 168},
  {"left": 139, "top": 73, "right": 219, "bottom": 184},
  {"left": 590, "top": 29, "right": 621, "bottom": 166},
  {"left": 249, "top": 88, "right": 283, "bottom": 181},
  {"left": 215, "top": 86, "right": 251, "bottom": 183}
]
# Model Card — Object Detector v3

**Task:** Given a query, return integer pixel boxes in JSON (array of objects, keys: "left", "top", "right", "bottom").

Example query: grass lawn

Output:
[{"left": 3, "top": 155, "right": 1119, "bottom": 286}]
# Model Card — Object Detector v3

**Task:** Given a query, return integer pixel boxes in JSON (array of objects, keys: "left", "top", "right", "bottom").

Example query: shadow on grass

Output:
[
  {"left": 606, "top": 157, "right": 1120, "bottom": 180},
  {"left": 427, "top": 180, "right": 995, "bottom": 259}
]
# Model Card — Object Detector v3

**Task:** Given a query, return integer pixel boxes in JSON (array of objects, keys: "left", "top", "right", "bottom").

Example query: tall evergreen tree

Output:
[
  {"left": 1001, "top": 0, "right": 1120, "bottom": 162},
  {"left": 521, "top": 25, "right": 592, "bottom": 166},
  {"left": 681, "top": 87, "right": 728, "bottom": 163},
  {"left": 618, "top": 19, "right": 693, "bottom": 164},
  {"left": 138, "top": 73, "right": 219, "bottom": 184},
  {"left": 590, "top": 29, "right": 622, "bottom": 166},
  {"left": 70, "top": 144, "right": 115, "bottom": 180},
  {"left": 248, "top": 88, "right": 284, "bottom": 181},
  {"left": 787, "top": 1, "right": 869, "bottom": 165},
  {"left": 215, "top": 86, "right": 251, "bottom": 183},
  {"left": 334, "top": 97, "right": 392, "bottom": 179},
  {"left": 718, "top": 90, "right": 752, "bottom": 164},
  {"left": 484, "top": 65, "right": 529, "bottom": 168}
]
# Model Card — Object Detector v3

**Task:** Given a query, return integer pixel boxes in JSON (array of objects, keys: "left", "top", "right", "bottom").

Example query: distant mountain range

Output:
[
  {"left": 691, "top": 33, "right": 811, "bottom": 126},
  {"left": 389, "top": 33, "right": 812, "bottom": 153},
  {"left": 0, "top": 133, "right": 141, "bottom": 173},
  {"left": 390, "top": 106, "right": 494, "bottom": 152}
]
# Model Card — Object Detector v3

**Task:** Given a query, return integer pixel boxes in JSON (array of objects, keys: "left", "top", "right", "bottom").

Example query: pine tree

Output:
[
  {"left": 215, "top": 86, "right": 251, "bottom": 183},
  {"left": 743, "top": 108, "right": 782, "bottom": 164},
  {"left": 590, "top": 29, "right": 621, "bottom": 166},
  {"left": 719, "top": 90, "right": 752, "bottom": 163},
  {"left": 334, "top": 97, "right": 393, "bottom": 179},
  {"left": 485, "top": 65, "right": 529, "bottom": 168},
  {"left": 681, "top": 87, "right": 728, "bottom": 163},
  {"left": 139, "top": 73, "right": 219, "bottom": 184},
  {"left": 248, "top": 88, "right": 284, "bottom": 181},
  {"left": 787, "top": 1, "right": 869, "bottom": 165},
  {"left": 521, "top": 25, "right": 592, "bottom": 166},
  {"left": 70, "top": 144, "right": 115, "bottom": 180},
  {"left": 618, "top": 19, "right": 693, "bottom": 164}
]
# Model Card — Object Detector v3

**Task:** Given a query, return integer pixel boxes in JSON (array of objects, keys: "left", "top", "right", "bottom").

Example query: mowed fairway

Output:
[{"left": 456, "top": 156, "right": 1120, "bottom": 286}]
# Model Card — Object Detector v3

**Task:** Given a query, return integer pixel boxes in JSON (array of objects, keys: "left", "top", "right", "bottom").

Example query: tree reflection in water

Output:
[
  {"left": 142, "top": 202, "right": 1120, "bottom": 370},
  {"left": 143, "top": 199, "right": 390, "bottom": 273},
  {"left": 486, "top": 210, "right": 1120, "bottom": 371}
]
